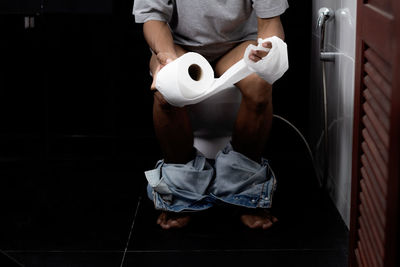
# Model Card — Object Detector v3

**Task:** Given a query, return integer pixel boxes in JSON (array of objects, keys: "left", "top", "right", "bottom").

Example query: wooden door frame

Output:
[
  {"left": 386, "top": 1, "right": 400, "bottom": 266},
  {"left": 349, "top": 0, "right": 399, "bottom": 266}
]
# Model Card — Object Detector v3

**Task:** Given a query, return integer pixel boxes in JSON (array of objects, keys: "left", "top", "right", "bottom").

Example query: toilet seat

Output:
[{"left": 187, "top": 86, "right": 241, "bottom": 159}]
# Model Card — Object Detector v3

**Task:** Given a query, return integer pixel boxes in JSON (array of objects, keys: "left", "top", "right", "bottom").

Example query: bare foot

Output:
[
  {"left": 240, "top": 209, "right": 278, "bottom": 230},
  {"left": 157, "top": 212, "right": 191, "bottom": 230}
]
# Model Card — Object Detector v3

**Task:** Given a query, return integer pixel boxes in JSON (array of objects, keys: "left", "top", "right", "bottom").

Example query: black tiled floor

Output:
[
  {"left": 8, "top": 252, "right": 123, "bottom": 267},
  {"left": 0, "top": 251, "right": 23, "bottom": 267},
  {"left": 0, "top": 159, "right": 140, "bottom": 251},
  {"left": 122, "top": 250, "right": 347, "bottom": 267},
  {"left": 122, "top": 117, "right": 349, "bottom": 266},
  {"left": 127, "top": 191, "right": 347, "bottom": 251},
  {"left": 1, "top": 118, "right": 349, "bottom": 266}
]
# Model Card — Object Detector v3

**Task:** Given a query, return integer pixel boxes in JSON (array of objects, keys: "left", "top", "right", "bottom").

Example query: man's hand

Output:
[
  {"left": 248, "top": 41, "right": 272, "bottom": 62},
  {"left": 151, "top": 52, "right": 178, "bottom": 91}
]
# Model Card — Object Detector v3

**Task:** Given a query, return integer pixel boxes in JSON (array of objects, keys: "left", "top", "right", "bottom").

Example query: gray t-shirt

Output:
[{"left": 133, "top": 0, "right": 288, "bottom": 60}]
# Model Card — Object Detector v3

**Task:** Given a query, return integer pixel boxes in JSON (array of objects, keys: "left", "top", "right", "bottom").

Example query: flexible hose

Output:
[
  {"left": 321, "top": 61, "right": 329, "bottom": 188},
  {"left": 273, "top": 114, "right": 322, "bottom": 187}
]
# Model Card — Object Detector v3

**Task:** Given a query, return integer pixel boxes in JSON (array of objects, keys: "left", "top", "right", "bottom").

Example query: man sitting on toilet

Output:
[{"left": 133, "top": 0, "right": 289, "bottom": 230}]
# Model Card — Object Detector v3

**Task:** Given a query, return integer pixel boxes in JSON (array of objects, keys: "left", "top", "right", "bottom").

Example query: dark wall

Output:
[
  {"left": 45, "top": 0, "right": 113, "bottom": 14},
  {"left": 277, "top": 0, "right": 312, "bottom": 135},
  {"left": 0, "top": 0, "right": 42, "bottom": 14},
  {"left": 0, "top": 0, "right": 311, "bottom": 162},
  {"left": 0, "top": 0, "right": 113, "bottom": 14},
  {"left": 0, "top": 0, "right": 155, "bottom": 162}
]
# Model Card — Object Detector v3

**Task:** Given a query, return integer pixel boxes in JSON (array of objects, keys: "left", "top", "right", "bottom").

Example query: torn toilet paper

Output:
[{"left": 156, "top": 36, "right": 288, "bottom": 107}]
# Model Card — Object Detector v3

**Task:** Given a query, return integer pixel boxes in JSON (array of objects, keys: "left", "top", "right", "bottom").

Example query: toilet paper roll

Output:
[
  {"left": 155, "top": 36, "right": 288, "bottom": 107},
  {"left": 156, "top": 52, "right": 252, "bottom": 107},
  {"left": 156, "top": 52, "right": 215, "bottom": 102}
]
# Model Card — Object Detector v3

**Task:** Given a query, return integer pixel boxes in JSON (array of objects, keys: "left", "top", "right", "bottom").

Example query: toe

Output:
[
  {"left": 158, "top": 213, "right": 191, "bottom": 229},
  {"left": 168, "top": 219, "right": 180, "bottom": 228},
  {"left": 161, "top": 221, "right": 171, "bottom": 229},
  {"left": 251, "top": 220, "right": 263, "bottom": 229},
  {"left": 241, "top": 215, "right": 259, "bottom": 228},
  {"left": 157, "top": 212, "right": 166, "bottom": 225},
  {"left": 240, "top": 215, "right": 252, "bottom": 227},
  {"left": 261, "top": 214, "right": 277, "bottom": 229},
  {"left": 158, "top": 213, "right": 172, "bottom": 229},
  {"left": 262, "top": 221, "right": 273, "bottom": 230},
  {"left": 168, "top": 216, "right": 190, "bottom": 228},
  {"left": 176, "top": 216, "right": 190, "bottom": 227},
  {"left": 240, "top": 209, "right": 278, "bottom": 230}
]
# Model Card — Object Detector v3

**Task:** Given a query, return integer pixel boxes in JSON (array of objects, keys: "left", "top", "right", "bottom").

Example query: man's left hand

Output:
[{"left": 248, "top": 41, "right": 272, "bottom": 62}]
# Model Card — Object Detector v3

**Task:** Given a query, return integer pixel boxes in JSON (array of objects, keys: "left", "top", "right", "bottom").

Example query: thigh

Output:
[
  {"left": 214, "top": 40, "right": 256, "bottom": 77},
  {"left": 215, "top": 40, "right": 271, "bottom": 97}
]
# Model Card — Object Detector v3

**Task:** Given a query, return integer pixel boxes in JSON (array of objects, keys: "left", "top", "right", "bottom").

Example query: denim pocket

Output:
[
  {"left": 145, "top": 155, "right": 215, "bottom": 212},
  {"left": 209, "top": 143, "right": 277, "bottom": 209}
]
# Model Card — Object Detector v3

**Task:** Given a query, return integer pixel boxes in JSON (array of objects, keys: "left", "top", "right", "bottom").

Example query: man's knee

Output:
[{"left": 238, "top": 75, "right": 273, "bottom": 112}]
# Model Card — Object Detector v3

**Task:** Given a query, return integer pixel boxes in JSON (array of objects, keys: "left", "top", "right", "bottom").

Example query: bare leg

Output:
[
  {"left": 215, "top": 41, "right": 272, "bottom": 161},
  {"left": 150, "top": 45, "right": 192, "bottom": 229},
  {"left": 233, "top": 74, "right": 273, "bottom": 161},
  {"left": 215, "top": 41, "right": 277, "bottom": 229},
  {"left": 153, "top": 91, "right": 194, "bottom": 164},
  {"left": 150, "top": 45, "right": 194, "bottom": 164}
]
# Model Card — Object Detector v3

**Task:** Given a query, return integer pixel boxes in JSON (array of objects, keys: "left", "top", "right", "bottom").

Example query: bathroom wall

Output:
[
  {"left": 0, "top": 1, "right": 156, "bottom": 162},
  {"left": 0, "top": 0, "right": 113, "bottom": 14},
  {"left": 310, "top": 0, "right": 357, "bottom": 227}
]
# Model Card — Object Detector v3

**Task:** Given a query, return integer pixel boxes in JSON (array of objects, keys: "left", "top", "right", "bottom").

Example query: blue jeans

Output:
[{"left": 145, "top": 143, "right": 276, "bottom": 212}]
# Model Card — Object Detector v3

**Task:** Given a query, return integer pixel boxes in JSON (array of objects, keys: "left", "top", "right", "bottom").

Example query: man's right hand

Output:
[{"left": 151, "top": 52, "right": 178, "bottom": 91}]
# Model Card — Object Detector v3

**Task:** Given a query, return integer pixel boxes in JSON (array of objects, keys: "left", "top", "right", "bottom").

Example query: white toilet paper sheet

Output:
[
  {"left": 244, "top": 36, "right": 289, "bottom": 85},
  {"left": 156, "top": 36, "right": 288, "bottom": 107}
]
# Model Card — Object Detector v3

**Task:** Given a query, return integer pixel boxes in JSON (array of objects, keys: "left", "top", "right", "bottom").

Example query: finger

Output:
[
  {"left": 150, "top": 78, "right": 157, "bottom": 91},
  {"left": 249, "top": 55, "right": 260, "bottom": 62},
  {"left": 262, "top": 41, "right": 272, "bottom": 49},
  {"left": 249, "top": 51, "right": 262, "bottom": 62},
  {"left": 150, "top": 65, "right": 162, "bottom": 90},
  {"left": 157, "top": 54, "right": 173, "bottom": 66},
  {"left": 253, "top": 49, "right": 268, "bottom": 58},
  {"left": 150, "top": 77, "right": 157, "bottom": 90},
  {"left": 161, "top": 58, "right": 172, "bottom": 66}
]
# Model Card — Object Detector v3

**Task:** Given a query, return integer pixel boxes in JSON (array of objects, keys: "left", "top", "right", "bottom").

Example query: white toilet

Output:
[{"left": 187, "top": 86, "right": 241, "bottom": 159}]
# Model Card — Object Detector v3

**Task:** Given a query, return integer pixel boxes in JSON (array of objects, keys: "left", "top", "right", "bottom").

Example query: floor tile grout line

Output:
[
  {"left": 1, "top": 249, "right": 25, "bottom": 267},
  {"left": 1, "top": 248, "right": 346, "bottom": 254},
  {"left": 122, "top": 248, "right": 348, "bottom": 253},
  {"left": 3, "top": 250, "right": 126, "bottom": 253},
  {"left": 120, "top": 196, "right": 142, "bottom": 267}
]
